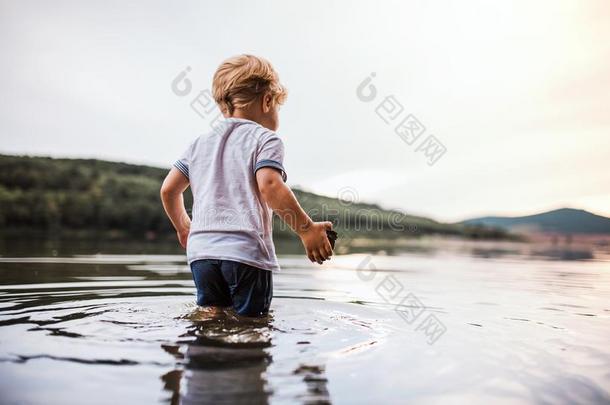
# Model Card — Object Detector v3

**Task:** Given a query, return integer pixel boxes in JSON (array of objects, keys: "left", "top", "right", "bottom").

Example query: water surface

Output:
[{"left": 1, "top": 239, "right": 609, "bottom": 404}]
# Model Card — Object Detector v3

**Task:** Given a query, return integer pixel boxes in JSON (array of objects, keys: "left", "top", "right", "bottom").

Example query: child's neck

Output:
[
  {"left": 230, "top": 109, "right": 275, "bottom": 131},
  {"left": 231, "top": 110, "right": 259, "bottom": 124}
]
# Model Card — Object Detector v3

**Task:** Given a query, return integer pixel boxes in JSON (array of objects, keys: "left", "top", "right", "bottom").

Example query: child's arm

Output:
[
  {"left": 256, "top": 167, "right": 333, "bottom": 264},
  {"left": 160, "top": 168, "right": 191, "bottom": 249}
]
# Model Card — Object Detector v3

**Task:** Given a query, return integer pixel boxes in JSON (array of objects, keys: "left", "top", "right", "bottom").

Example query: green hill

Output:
[
  {"left": 0, "top": 154, "right": 509, "bottom": 241},
  {"left": 462, "top": 208, "right": 610, "bottom": 234}
]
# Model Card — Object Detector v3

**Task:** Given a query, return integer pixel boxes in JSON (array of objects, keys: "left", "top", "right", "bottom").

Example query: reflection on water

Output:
[
  {"left": 0, "top": 237, "right": 609, "bottom": 404},
  {"left": 165, "top": 308, "right": 273, "bottom": 405}
]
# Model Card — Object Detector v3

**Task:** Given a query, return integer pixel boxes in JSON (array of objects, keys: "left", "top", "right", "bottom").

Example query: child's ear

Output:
[{"left": 262, "top": 93, "right": 273, "bottom": 113}]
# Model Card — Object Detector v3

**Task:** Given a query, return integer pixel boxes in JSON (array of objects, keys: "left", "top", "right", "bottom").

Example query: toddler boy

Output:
[{"left": 160, "top": 55, "right": 333, "bottom": 317}]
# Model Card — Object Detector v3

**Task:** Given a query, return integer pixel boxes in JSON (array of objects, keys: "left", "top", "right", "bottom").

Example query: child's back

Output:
[{"left": 174, "top": 118, "right": 287, "bottom": 271}]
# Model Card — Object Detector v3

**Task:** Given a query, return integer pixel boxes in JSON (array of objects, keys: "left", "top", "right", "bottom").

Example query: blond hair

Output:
[{"left": 212, "top": 54, "right": 287, "bottom": 116}]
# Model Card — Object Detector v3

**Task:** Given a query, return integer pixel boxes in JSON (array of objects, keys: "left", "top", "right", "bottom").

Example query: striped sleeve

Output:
[
  {"left": 173, "top": 139, "right": 196, "bottom": 179},
  {"left": 254, "top": 135, "right": 287, "bottom": 182},
  {"left": 173, "top": 159, "right": 189, "bottom": 178}
]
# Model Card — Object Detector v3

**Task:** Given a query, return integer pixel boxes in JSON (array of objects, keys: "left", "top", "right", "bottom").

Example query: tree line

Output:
[{"left": 0, "top": 154, "right": 509, "bottom": 240}]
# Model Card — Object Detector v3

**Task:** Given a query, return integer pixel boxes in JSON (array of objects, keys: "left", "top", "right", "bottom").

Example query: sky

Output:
[{"left": 1, "top": 0, "right": 609, "bottom": 222}]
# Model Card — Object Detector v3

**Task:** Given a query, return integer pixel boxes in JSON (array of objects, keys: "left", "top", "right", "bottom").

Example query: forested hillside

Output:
[{"left": 0, "top": 154, "right": 509, "bottom": 240}]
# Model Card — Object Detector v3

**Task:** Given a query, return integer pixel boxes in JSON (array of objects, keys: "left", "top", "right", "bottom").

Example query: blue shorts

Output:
[{"left": 189, "top": 259, "right": 273, "bottom": 317}]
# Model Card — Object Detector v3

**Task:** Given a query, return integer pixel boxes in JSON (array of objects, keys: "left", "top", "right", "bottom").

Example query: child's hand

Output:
[
  {"left": 177, "top": 227, "right": 189, "bottom": 249},
  {"left": 176, "top": 212, "right": 191, "bottom": 249},
  {"left": 298, "top": 221, "right": 333, "bottom": 264}
]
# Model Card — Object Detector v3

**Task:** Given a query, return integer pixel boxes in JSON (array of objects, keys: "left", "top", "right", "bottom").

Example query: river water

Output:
[{"left": 0, "top": 238, "right": 609, "bottom": 404}]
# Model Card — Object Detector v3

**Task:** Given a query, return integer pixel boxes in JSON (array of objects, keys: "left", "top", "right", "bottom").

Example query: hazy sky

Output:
[{"left": 1, "top": 0, "right": 609, "bottom": 222}]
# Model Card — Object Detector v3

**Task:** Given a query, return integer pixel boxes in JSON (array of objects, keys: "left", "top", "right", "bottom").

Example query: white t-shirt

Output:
[{"left": 174, "top": 118, "right": 287, "bottom": 271}]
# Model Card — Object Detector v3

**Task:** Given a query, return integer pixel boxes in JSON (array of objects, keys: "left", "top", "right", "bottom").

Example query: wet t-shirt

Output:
[{"left": 173, "top": 118, "right": 287, "bottom": 271}]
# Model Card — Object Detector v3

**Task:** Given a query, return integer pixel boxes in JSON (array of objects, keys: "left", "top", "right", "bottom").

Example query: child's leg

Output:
[
  {"left": 190, "top": 259, "right": 232, "bottom": 308},
  {"left": 220, "top": 261, "right": 273, "bottom": 317}
]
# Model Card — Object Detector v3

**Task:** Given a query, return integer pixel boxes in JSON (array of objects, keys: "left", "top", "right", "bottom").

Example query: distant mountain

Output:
[{"left": 462, "top": 208, "right": 610, "bottom": 234}]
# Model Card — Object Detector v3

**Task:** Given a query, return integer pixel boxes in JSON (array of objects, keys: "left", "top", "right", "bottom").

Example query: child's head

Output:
[{"left": 213, "top": 54, "right": 287, "bottom": 131}]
